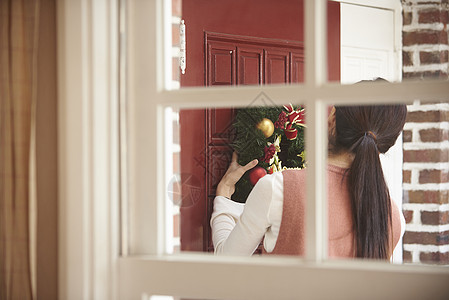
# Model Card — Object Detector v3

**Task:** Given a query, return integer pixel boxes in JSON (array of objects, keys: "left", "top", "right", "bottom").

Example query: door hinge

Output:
[{"left": 180, "top": 20, "right": 186, "bottom": 75}]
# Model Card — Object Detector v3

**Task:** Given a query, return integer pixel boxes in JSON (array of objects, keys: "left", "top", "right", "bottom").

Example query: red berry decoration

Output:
[
  {"left": 284, "top": 126, "right": 298, "bottom": 140},
  {"left": 249, "top": 167, "right": 267, "bottom": 185},
  {"left": 263, "top": 144, "right": 276, "bottom": 163}
]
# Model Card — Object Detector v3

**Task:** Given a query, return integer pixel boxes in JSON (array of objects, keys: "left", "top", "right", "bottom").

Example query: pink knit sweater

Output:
[{"left": 263, "top": 166, "right": 402, "bottom": 258}]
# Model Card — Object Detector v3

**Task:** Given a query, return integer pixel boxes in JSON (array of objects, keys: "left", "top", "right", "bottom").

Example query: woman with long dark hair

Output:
[{"left": 211, "top": 103, "right": 407, "bottom": 260}]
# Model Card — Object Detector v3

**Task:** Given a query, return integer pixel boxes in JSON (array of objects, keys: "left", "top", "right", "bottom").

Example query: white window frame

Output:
[{"left": 57, "top": 0, "right": 449, "bottom": 299}]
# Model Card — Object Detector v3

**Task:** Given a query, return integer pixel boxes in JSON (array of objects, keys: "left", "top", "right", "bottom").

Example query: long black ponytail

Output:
[{"left": 334, "top": 104, "right": 407, "bottom": 259}]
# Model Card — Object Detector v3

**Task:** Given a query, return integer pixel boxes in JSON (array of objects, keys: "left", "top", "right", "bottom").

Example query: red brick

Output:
[
  {"left": 403, "top": 230, "right": 449, "bottom": 245},
  {"left": 403, "top": 209, "right": 414, "bottom": 223},
  {"left": 403, "top": 170, "right": 412, "bottom": 184},
  {"left": 403, "top": 30, "right": 448, "bottom": 46},
  {"left": 420, "top": 251, "right": 449, "bottom": 264},
  {"left": 420, "top": 128, "right": 449, "bottom": 142},
  {"left": 419, "top": 169, "right": 449, "bottom": 184},
  {"left": 403, "top": 130, "right": 412, "bottom": 142},
  {"left": 403, "top": 250, "right": 413, "bottom": 263},
  {"left": 403, "top": 149, "right": 449, "bottom": 163},
  {"left": 403, "top": 11, "right": 413, "bottom": 26},
  {"left": 441, "top": 50, "right": 449, "bottom": 63},
  {"left": 403, "top": 70, "right": 449, "bottom": 79},
  {"left": 420, "top": 51, "right": 444, "bottom": 64},
  {"left": 418, "top": 51, "right": 448, "bottom": 65},
  {"left": 419, "top": 9, "right": 449, "bottom": 24},
  {"left": 421, "top": 211, "right": 449, "bottom": 225},
  {"left": 406, "top": 110, "right": 449, "bottom": 123},
  {"left": 172, "top": 0, "right": 182, "bottom": 17},
  {"left": 403, "top": 51, "right": 414, "bottom": 66},
  {"left": 443, "top": 9, "right": 449, "bottom": 23},
  {"left": 172, "top": 24, "right": 180, "bottom": 45},
  {"left": 404, "top": 190, "right": 449, "bottom": 204},
  {"left": 419, "top": 9, "right": 440, "bottom": 23}
]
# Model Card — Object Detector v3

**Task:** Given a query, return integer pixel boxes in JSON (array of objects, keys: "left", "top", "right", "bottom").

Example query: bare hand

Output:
[{"left": 216, "top": 152, "right": 258, "bottom": 199}]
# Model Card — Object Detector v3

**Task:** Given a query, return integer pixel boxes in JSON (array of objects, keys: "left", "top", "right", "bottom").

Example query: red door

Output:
[{"left": 180, "top": 0, "right": 340, "bottom": 252}]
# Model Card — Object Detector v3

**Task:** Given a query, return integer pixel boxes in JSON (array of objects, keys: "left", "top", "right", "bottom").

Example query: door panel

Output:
[
  {"left": 291, "top": 52, "right": 305, "bottom": 83},
  {"left": 207, "top": 42, "right": 236, "bottom": 86},
  {"left": 265, "top": 49, "right": 290, "bottom": 84},
  {"left": 207, "top": 108, "right": 235, "bottom": 143},
  {"left": 206, "top": 33, "right": 304, "bottom": 87},
  {"left": 238, "top": 47, "right": 263, "bottom": 85}
]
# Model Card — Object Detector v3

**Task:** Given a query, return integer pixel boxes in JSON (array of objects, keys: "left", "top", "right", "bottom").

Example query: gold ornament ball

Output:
[{"left": 256, "top": 118, "right": 275, "bottom": 138}]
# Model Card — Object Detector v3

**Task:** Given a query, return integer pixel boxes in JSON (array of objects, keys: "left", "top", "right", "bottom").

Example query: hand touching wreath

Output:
[{"left": 216, "top": 152, "right": 258, "bottom": 199}]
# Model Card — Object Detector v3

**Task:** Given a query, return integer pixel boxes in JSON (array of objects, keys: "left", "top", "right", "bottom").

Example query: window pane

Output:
[{"left": 166, "top": 100, "right": 306, "bottom": 256}]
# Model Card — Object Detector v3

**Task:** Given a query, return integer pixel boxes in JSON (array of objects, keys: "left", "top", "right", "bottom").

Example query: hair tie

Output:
[{"left": 365, "top": 131, "right": 377, "bottom": 141}]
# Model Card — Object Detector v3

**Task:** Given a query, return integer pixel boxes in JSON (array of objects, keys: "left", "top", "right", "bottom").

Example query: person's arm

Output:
[
  {"left": 211, "top": 174, "right": 274, "bottom": 255},
  {"left": 210, "top": 196, "right": 244, "bottom": 252}
]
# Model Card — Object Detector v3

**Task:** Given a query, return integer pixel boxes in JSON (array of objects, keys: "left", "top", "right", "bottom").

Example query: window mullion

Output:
[
  {"left": 305, "top": 99, "right": 329, "bottom": 263},
  {"left": 305, "top": 0, "right": 327, "bottom": 87},
  {"left": 154, "top": 81, "right": 449, "bottom": 108},
  {"left": 304, "top": 0, "right": 328, "bottom": 263}
]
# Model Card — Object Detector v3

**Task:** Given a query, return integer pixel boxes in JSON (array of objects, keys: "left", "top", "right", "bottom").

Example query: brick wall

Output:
[
  {"left": 402, "top": 0, "right": 449, "bottom": 264},
  {"left": 402, "top": 0, "right": 448, "bottom": 79}
]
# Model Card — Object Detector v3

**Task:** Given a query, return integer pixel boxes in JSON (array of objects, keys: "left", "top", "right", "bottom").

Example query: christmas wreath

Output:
[{"left": 231, "top": 104, "right": 306, "bottom": 203}]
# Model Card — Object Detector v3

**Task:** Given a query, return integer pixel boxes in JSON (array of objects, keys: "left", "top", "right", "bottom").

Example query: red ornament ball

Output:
[{"left": 249, "top": 167, "right": 267, "bottom": 185}]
